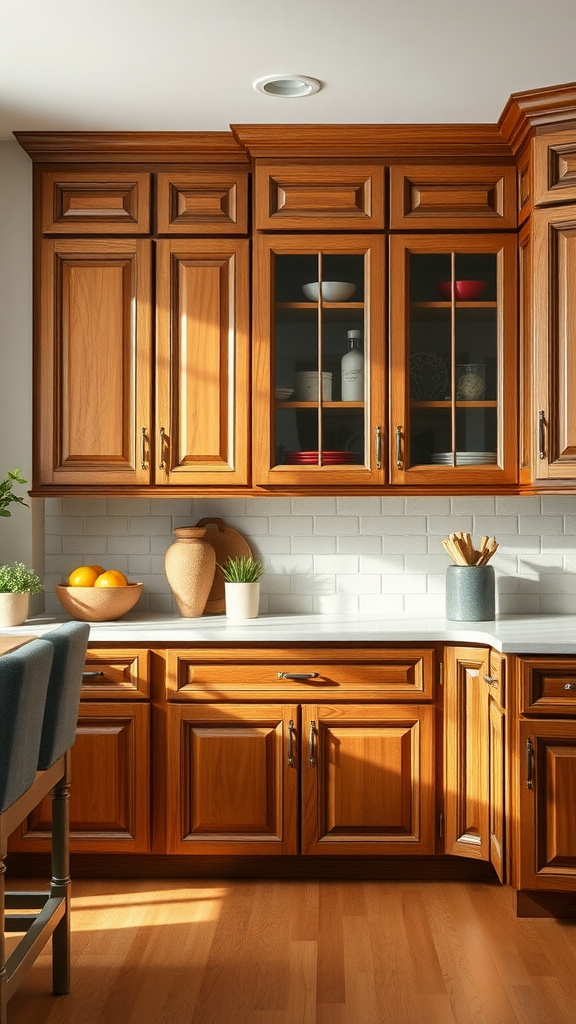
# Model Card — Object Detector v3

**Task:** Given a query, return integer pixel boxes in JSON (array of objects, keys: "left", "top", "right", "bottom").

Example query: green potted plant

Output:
[
  {"left": 0, "top": 469, "right": 44, "bottom": 626},
  {"left": 218, "top": 555, "right": 264, "bottom": 620}
]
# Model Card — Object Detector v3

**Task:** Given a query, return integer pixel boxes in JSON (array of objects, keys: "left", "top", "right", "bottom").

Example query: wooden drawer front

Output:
[
  {"left": 519, "top": 658, "right": 576, "bottom": 714},
  {"left": 41, "top": 170, "right": 151, "bottom": 233},
  {"left": 156, "top": 170, "right": 248, "bottom": 234},
  {"left": 81, "top": 648, "right": 150, "bottom": 699},
  {"left": 389, "top": 164, "right": 516, "bottom": 230},
  {"left": 534, "top": 131, "right": 576, "bottom": 206},
  {"left": 255, "top": 163, "right": 385, "bottom": 230},
  {"left": 166, "top": 648, "right": 435, "bottom": 702}
]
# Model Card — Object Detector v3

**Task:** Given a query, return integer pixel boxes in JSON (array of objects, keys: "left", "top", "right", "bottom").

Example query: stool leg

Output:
[
  {"left": 50, "top": 753, "right": 71, "bottom": 995},
  {"left": 0, "top": 833, "right": 7, "bottom": 1024}
]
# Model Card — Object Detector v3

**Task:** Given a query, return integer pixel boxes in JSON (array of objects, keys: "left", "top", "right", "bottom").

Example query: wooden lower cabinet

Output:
[
  {"left": 444, "top": 647, "right": 506, "bottom": 881},
  {"left": 166, "top": 701, "right": 436, "bottom": 857},
  {"left": 9, "top": 702, "right": 151, "bottom": 854},
  {"left": 517, "top": 719, "right": 576, "bottom": 892},
  {"left": 301, "top": 704, "right": 436, "bottom": 856}
]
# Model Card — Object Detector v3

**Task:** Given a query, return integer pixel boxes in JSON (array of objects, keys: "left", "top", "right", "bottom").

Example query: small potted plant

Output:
[
  {"left": 0, "top": 469, "right": 44, "bottom": 626},
  {"left": 218, "top": 555, "right": 264, "bottom": 621}
]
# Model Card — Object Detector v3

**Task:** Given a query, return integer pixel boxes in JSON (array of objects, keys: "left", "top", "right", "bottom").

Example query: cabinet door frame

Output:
[
  {"left": 166, "top": 703, "right": 299, "bottom": 856},
  {"left": 36, "top": 237, "right": 152, "bottom": 487},
  {"left": 518, "top": 719, "right": 576, "bottom": 892},
  {"left": 389, "top": 233, "right": 518, "bottom": 487},
  {"left": 252, "top": 233, "right": 386, "bottom": 488},
  {"left": 301, "top": 703, "right": 436, "bottom": 856},
  {"left": 155, "top": 238, "right": 250, "bottom": 486}
]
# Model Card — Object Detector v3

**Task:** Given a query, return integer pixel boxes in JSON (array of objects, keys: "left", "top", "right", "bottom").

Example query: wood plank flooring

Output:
[{"left": 5, "top": 878, "right": 576, "bottom": 1024}]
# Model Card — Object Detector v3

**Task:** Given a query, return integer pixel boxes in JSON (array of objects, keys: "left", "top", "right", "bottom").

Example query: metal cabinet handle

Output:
[
  {"left": 396, "top": 425, "right": 403, "bottom": 469},
  {"left": 309, "top": 720, "right": 316, "bottom": 767},
  {"left": 483, "top": 674, "right": 499, "bottom": 688},
  {"left": 376, "top": 425, "right": 382, "bottom": 470},
  {"left": 277, "top": 672, "right": 319, "bottom": 680},
  {"left": 288, "top": 719, "right": 294, "bottom": 767},
  {"left": 140, "top": 426, "right": 148, "bottom": 470},
  {"left": 526, "top": 737, "right": 534, "bottom": 789},
  {"left": 565, "top": 683, "right": 576, "bottom": 691},
  {"left": 538, "top": 410, "right": 546, "bottom": 460},
  {"left": 159, "top": 427, "right": 166, "bottom": 470},
  {"left": 82, "top": 671, "right": 104, "bottom": 678}
]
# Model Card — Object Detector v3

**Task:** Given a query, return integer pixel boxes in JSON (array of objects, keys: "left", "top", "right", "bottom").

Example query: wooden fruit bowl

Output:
[{"left": 56, "top": 582, "right": 143, "bottom": 622}]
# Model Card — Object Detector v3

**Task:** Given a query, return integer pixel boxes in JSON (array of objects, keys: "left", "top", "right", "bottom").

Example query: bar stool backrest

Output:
[
  {"left": 38, "top": 622, "right": 90, "bottom": 771},
  {"left": 0, "top": 638, "right": 54, "bottom": 813}
]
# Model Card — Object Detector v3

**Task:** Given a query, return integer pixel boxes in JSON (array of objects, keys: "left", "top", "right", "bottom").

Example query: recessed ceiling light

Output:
[{"left": 252, "top": 74, "right": 322, "bottom": 98}]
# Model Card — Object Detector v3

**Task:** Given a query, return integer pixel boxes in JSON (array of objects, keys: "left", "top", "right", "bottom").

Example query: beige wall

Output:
[{"left": 0, "top": 140, "right": 44, "bottom": 607}]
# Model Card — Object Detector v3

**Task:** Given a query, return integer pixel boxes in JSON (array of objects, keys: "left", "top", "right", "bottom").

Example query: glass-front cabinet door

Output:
[
  {"left": 253, "top": 235, "right": 385, "bottom": 487},
  {"left": 389, "top": 235, "right": 517, "bottom": 487}
]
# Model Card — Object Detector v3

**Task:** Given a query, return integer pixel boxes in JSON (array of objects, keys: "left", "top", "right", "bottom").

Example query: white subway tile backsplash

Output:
[{"left": 43, "top": 494, "right": 576, "bottom": 618}]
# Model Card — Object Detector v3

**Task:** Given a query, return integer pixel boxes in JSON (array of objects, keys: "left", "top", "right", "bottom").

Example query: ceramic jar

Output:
[
  {"left": 224, "top": 581, "right": 260, "bottom": 620},
  {"left": 445, "top": 565, "right": 495, "bottom": 621},
  {"left": 0, "top": 592, "right": 29, "bottom": 627},
  {"left": 164, "top": 527, "right": 216, "bottom": 618}
]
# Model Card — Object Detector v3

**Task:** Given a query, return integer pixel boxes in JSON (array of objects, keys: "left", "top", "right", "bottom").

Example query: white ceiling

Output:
[{"left": 1, "top": 0, "right": 575, "bottom": 141}]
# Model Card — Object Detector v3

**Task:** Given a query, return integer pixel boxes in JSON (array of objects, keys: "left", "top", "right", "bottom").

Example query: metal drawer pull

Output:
[
  {"left": 376, "top": 424, "right": 382, "bottom": 470},
  {"left": 140, "top": 426, "right": 148, "bottom": 469},
  {"left": 159, "top": 426, "right": 166, "bottom": 470},
  {"left": 83, "top": 671, "right": 105, "bottom": 678},
  {"left": 288, "top": 719, "right": 294, "bottom": 767},
  {"left": 483, "top": 674, "right": 499, "bottom": 688},
  {"left": 526, "top": 738, "right": 534, "bottom": 790},
  {"left": 396, "top": 425, "right": 403, "bottom": 470},
  {"left": 538, "top": 410, "right": 546, "bottom": 460},
  {"left": 277, "top": 672, "right": 319, "bottom": 680},
  {"left": 564, "top": 683, "right": 576, "bottom": 691},
  {"left": 309, "top": 720, "right": 316, "bottom": 767}
]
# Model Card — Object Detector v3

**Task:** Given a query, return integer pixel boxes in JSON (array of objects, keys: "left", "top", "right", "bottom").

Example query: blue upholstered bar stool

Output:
[
  {"left": 1, "top": 622, "right": 89, "bottom": 1023},
  {"left": 0, "top": 638, "right": 54, "bottom": 1024}
]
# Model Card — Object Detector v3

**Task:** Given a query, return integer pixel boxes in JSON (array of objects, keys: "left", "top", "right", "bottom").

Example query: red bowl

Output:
[{"left": 436, "top": 280, "right": 489, "bottom": 301}]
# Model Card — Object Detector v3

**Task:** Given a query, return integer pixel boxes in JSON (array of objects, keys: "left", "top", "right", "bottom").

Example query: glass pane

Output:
[
  {"left": 273, "top": 250, "right": 366, "bottom": 468},
  {"left": 408, "top": 253, "right": 452, "bottom": 468},
  {"left": 454, "top": 252, "right": 498, "bottom": 464}
]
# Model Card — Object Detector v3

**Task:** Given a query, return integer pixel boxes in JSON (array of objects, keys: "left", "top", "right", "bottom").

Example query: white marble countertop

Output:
[{"left": 2, "top": 611, "right": 576, "bottom": 654}]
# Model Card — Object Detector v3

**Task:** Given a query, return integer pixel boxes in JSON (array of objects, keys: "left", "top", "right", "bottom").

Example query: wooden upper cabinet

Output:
[
  {"left": 533, "top": 129, "right": 576, "bottom": 206},
  {"left": 40, "top": 169, "right": 151, "bottom": 234},
  {"left": 155, "top": 238, "right": 250, "bottom": 486},
  {"left": 533, "top": 205, "right": 576, "bottom": 480},
  {"left": 389, "top": 164, "right": 517, "bottom": 230},
  {"left": 255, "top": 162, "right": 385, "bottom": 231},
  {"left": 156, "top": 170, "right": 248, "bottom": 234},
  {"left": 37, "top": 238, "right": 152, "bottom": 487},
  {"left": 300, "top": 703, "right": 436, "bottom": 856}
]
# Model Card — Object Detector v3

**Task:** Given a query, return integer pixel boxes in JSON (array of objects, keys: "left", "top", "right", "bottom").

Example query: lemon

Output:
[
  {"left": 94, "top": 570, "right": 128, "bottom": 588},
  {"left": 90, "top": 564, "right": 105, "bottom": 577},
  {"left": 68, "top": 565, "right": 99, "bottom": 587}
]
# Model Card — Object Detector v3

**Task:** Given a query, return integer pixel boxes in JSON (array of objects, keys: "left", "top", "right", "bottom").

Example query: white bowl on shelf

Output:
[{"left": 302, "top": 281, "right": 356, "bottom": 302}]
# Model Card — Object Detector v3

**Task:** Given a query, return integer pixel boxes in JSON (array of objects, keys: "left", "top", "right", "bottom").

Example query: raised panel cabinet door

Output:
[
  {"left": 255, "top": 162, "right": 385, "bottom": 231},
  {"left": 389, "top": 164, "right": 517, "bottom": 230},
  {"left": 533, "top": 130, "right": 576, "bottom": 206},
  {"left": 533, "top": 206, "right": 576, "bottom": 480},
  {"left": 389, "top": 233, "right": 518, "bottom": 488},
  {"left": 37, "top": 238, "right": 152, "bottom": 487},
  {"left": 40, "top": 169, "right": 151, "bottom": 233},
  {"left": 156, "top": 170, "right": 248, "bottom": 234},
  {"left": 166, "top": 704, "right": 298, "bottom": 855},
  {"left": 444, "top": 648, "right": 491, "bottom": 861},
  {"left": 155, "top": 239, "right": 250, "bottom": 485},
  {"left": 9, "top": 703, "right": 151, "bottom": 854},
  {"left": 519, "top": 720, "right": 576, "bottom": 892},
  {"left": 301, "top": 704, "right": 435, "bottom": 856}
]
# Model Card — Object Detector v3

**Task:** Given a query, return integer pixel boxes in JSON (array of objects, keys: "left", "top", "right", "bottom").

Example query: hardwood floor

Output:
[{"left": 5, "top": 878, "right": 576, "bottom": 1024}]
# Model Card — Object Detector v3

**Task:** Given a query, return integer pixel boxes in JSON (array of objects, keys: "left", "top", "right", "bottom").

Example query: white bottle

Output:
[{"left": 341, "top": 330, "right": 364, "bottom": 401}]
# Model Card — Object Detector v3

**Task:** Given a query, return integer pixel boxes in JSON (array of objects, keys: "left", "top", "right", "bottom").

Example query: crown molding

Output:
[
  {"left": 13, "top": 131, "right": 249, "bottom": 164},
  {"left": 499, "top": 81, "right": 576, "bottom": 154}
]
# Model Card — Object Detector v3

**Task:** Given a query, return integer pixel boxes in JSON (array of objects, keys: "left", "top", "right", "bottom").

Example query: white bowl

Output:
[{"left": 302, "top": 281, "right": 356, "bottom": 302}]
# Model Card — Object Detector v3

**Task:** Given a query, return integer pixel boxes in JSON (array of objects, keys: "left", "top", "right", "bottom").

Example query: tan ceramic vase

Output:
[{"left": 164, "top": 527, "right": 216, "bottom": 618}]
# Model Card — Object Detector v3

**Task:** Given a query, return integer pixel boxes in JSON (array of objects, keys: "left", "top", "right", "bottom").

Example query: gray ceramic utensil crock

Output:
[{"left": 445, "top": 564, "right": 495, "bottom": 621}]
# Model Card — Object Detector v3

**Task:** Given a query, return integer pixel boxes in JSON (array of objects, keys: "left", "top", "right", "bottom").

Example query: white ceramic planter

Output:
[
  {"left": 0, "top": 592, "right": 30, "bottom": 627},
  {"left": 224, "top": 581, "right": 260, "bottom": 620}
]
